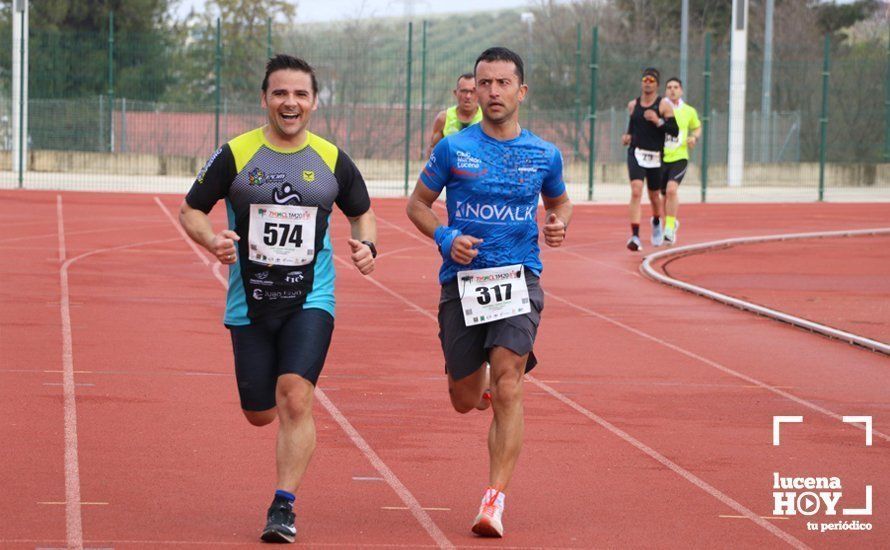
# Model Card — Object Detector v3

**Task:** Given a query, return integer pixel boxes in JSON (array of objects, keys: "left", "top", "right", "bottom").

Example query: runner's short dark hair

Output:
[
  {"left": 666, "top": 77, "right": 682, "bottom": 87},
  {"left": 474, "top": 47, "right": 525, "bottom": 84},
  {"left": 456, "top": 72, "right": 475, "bottom": 87},
  {"left": 262, "top": 54, "right": 318, "bottom": 96}
]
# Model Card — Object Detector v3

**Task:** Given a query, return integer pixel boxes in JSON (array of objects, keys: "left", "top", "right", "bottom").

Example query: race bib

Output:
[
  {"left": 459, "top": 264, "right": 531, "bottom": 327},
  {"left": 634, "top": 147, "right": 662, "bottom": 168},
  {"left": 248, "top": 204, "right": 317, "bottom": 266}
]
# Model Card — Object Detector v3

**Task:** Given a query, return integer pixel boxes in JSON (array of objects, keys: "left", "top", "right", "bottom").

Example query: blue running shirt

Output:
[{"left": 420, "top": 124, "right": 566, "bottom": 284}]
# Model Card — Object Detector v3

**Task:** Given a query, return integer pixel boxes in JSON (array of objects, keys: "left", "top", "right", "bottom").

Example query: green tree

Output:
[
  {"left": 16, "top": 0, "right": 174, "bottom": 100},
  {"left": 164, "top": 0, "right": 296, "bottom": 106}
]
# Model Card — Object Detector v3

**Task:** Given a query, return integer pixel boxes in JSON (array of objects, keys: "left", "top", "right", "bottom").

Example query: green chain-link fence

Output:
[{"left": 1, "top": 9, "right": 888, "bottom": 200}]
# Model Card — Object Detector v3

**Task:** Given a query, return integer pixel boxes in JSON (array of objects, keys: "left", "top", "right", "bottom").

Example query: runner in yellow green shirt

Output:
[
  {"left": 661, "top": 77, "right": 701, "bottom": 244},
  {"left": 426, "top": 72, "right": 483, "bottom": 158}
]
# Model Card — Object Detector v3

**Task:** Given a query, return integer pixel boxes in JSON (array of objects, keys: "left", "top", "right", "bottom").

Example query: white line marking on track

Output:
[
  {"left": 39, "top": 502, "right": 108, "bottom": 506},
  {"left": 156, "top": 199, "right": 455, "bottom": 550},
  {"left": 641, "top": 228, "right": 890, "bottom": 355},
  {"left": 57, "top": 195, "right": 83, "bottom": 550},
  {"left": 368, "top": 213, "right": 814, "bottom": 548},
  {"left": 57, "top": 195, "right": 184, "bottom": 550},
  {"left": 352, "top": 476, "right": 385, "bottom": 481},
  {"left": 153, "top": 196, "right": 212, "bottom": 267}
]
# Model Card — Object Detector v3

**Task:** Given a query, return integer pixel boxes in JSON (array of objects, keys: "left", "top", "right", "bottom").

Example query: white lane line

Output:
[
  {"left": 56, "top": 195, "right": 83, "bottom": 550},
  {"left": 529, "top": 376, "right": 807, "bottom": 548},
  {"left": 57, "top": 194, "right": 184, "bottom": 550},
  {"left": 153, "top": 196, "right": 211, "bottom": 267},
  {"left": 641, "top": 228, "right": 890, "bottom": 355},
  {"left": 156, "top": 199, "right": 454, "bottom": 550},
  {"left": 543, "top": 290, "right": 890, "bottom": 445}
]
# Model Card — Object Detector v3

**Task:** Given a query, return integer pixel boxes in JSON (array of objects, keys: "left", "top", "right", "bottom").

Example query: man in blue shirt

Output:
[{"left": 406, "top": 46, "right": 573, "bottom": 539}]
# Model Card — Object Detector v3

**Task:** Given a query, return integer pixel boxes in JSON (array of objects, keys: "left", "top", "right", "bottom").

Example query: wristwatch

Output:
[{"left": 361, "top": 240, "right": 378, "bottom": 258}]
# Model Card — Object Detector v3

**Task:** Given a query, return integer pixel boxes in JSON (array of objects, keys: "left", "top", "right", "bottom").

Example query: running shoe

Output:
[
  {"left": 626, "top": 235, "right": 643, "bottom": 252},
  {"left": 472, "top": 489, "right": 505, "bottom": 537},
  {"left": 664, "top": 219, "right": 680, "bottom": 245},
  {"left": 651, "top": 218, "right": 664, "bottom": 246},
  {"left": 261, "top": 502, "right": 297, "bottom": 543}
]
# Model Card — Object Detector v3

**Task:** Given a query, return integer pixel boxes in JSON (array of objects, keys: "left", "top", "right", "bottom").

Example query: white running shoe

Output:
[
  {"left": 472, "top": 488, "right": 505, "bottom": 537},
  {"left": 664, "top": 219, "right": 680, "bottom": 245},
  {"left": 651, "top": 218, "right": 664, "bottom": 246},
  {"left": 626, "top": 235, "right": 643, "bottom": 252}
]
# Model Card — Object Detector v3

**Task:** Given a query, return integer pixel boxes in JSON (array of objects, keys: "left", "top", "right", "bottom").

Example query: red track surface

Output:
[
  {"left": 658, "top": 235, "right": 890, "bottom": 345},
  {"left": 1, "top": 192, "right": 888, "bottom": 549}
]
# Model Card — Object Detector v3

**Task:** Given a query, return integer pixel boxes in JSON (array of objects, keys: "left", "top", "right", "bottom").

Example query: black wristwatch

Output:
[{"left": 361, "top": 240, "right": 378, "bottom": 258}]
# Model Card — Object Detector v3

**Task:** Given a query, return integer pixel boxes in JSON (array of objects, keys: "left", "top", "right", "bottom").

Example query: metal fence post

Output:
[
  {"left": 215, "top": 17, "right": 221, "bottom": 150},
  {"left": 884, "top": 24, "right": 890, "bottom": 162},
  {"left": 587, "top": 26, "right": 598, "bottom": 201},
  {"left": 108, "top": 10, "right": 114, "bottom": 152},
  {"left": 403, "top": 22, "right": 413, "bottom": 196},
  {"left": 573, "top": 23, "right": 581, "bottom": 159},
  {"left": 818, "top": 34, "right": 830, "bottom": 202},
  {"left": 701, "top": 33, "right": 712, "bottom": 203},
  {"left": 419, "top": 20, "right": 428, "bottom": 160}
]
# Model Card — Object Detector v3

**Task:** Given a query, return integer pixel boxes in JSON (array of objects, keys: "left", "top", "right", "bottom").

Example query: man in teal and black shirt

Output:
[{"left": 179, "top": 54, "right": 377, "bottom": 544}]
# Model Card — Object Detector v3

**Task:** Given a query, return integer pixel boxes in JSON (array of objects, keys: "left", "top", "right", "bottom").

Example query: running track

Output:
[{"left": 1, "top": 191, "right": 887, "bottom": 549}]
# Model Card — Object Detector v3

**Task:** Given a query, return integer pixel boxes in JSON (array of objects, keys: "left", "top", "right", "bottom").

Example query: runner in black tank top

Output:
[{"left": 621, "top": 67, "right": 678, "bottom": 251}]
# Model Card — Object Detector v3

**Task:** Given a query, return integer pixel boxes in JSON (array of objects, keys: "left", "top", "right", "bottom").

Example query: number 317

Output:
[{"left": 476, "top": 283, "right": 512, "bottom": 305}]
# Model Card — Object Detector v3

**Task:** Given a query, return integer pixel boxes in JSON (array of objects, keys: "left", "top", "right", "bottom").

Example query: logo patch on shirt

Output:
[
  {"left": 454, "top": 201, "right": 535, "bottom": 223},
  {"left": 273, "top": 183, "right": 303, "bottom": 205},
  {"left": 248, "top": 167, "right": 266, "bottom": 186},
  {"left": 456, "top": 150, "right": 482, "bottom": 169},
  {"left": 302, "top": 170, "right": 315, "bottom": 183},
  {"left": 196, "top": 146, "right": 223, "bottom": 184}
]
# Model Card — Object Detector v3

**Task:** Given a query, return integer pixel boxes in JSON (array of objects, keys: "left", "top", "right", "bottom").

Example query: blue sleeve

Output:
[
  {"left": 419, "top": 138, "right": 451, "bottom": 192},
  {"left": 542, "top": 146, "right": 566, "bottom": 198}
]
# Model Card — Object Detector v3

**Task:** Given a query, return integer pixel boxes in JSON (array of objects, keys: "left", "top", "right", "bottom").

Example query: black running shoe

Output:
[{"left": 261, "top": 503, "right": 297, "bottom": 543}]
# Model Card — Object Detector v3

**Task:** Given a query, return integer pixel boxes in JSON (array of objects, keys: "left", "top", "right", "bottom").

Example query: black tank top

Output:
[{"left": 630, "top": 96, "right": 663, "bottom": 151}]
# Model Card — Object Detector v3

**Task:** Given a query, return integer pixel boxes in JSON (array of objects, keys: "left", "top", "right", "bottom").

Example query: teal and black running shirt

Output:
[
  {"left": 186, "top": 128, "right": 371, "bottom": 325},
  {"left": 420, "top": 124, "right": 566, "bottom": 285}
]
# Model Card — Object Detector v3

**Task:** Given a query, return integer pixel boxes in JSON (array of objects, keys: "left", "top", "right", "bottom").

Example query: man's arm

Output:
[
  {"left": 622, "top": 99, "right": 635, "bottom": 147},
  {"left": 406, "top": 180, "right": 480, "bottom": 265},
  {"left": 178, "top": 200, "right": 239, "bottom": 264},
  {"left": 425, "top": 111, "right": 447, "bottom": 158},
  {"left": 346, "top": 209, "right": 377, "bottom": 275},
  {"left": 541, "top": 192, "right": 573, "bottom": 248},
  {"left": 658, "top": 98, "right": 679, "bottom": 137},
  {"left": 406, "top": 179, "right": 443, "bottom": 239}
]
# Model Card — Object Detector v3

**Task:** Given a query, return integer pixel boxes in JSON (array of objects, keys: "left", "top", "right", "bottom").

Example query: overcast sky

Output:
[{"left": 172, "top": 0, "right": 533, "bottom": 22}]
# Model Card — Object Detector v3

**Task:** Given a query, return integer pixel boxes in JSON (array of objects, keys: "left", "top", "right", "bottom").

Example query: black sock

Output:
[
  {"left": 631, "top": 223, "right": 640, "bottom": 237},
  {"left": 653, "top": 217, "right": 660, "bottom": 226},
  {"left": 273, "top": 489, "right": 295, "bottom": 510}
]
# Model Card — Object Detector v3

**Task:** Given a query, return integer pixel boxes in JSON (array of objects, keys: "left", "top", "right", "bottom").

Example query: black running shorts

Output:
[
  {"left": 229, "top": 307, "right": 334, "bottom": 411},
  {"left": 437, "top": 271, "right": 544, "bottom": 381},
  {"left": 661, "top": 159, "right": 689, "bottom": 193},
  {"left": 627, "top": 148, "right": 663, "bottom": 191}
]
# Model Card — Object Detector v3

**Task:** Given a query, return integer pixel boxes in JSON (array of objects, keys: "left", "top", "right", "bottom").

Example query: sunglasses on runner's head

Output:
[{"left": 642, "top": 76, "right": 657, "bottom": 84}]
